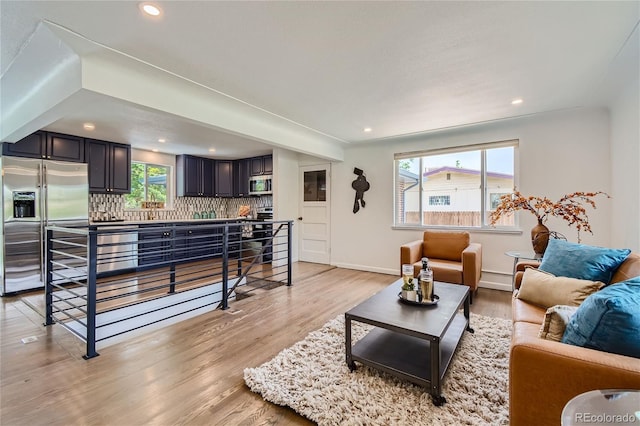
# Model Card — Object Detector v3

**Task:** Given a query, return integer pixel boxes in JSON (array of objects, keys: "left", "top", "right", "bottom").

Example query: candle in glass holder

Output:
[{"left": 402, "top": 264, "right": 413, "bottom": 285}]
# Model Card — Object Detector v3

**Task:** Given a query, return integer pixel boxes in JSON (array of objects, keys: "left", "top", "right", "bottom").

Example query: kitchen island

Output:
[
  {"left": 89, "top": 217, "right": 251, "bottom": 225},
  {"left": 89, "top": 218, "right": 252, "bottom": 276}
]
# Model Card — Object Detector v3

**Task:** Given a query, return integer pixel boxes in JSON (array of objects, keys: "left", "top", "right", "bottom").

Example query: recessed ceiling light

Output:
[
  {"left": 511, "top": 99, "right": 523, "bottom": 105},
  {"left": 363, "top": 127, "right": 372, "bottom": 133},
  {"left": 208, "top": 148, "right": 216, "bottom": 153},
  {"left": 139, "top": 2, "right": 162, "bottom": 17},
  {"left": 83, "top": 123, "right": 95, "bottom": 131},
  {"left": 158, "top": 138, "right": 166, "bottom": 143}
]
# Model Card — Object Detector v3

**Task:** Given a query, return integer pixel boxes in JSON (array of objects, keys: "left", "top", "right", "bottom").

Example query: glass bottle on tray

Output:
[{"left": 419, "top": 257, "right": 434, "bottom": 303}]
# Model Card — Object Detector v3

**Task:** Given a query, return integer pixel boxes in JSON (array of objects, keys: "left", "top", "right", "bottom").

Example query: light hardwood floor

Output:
[{"left": 0, "top": 263, "right": 512, "bottom": 425}]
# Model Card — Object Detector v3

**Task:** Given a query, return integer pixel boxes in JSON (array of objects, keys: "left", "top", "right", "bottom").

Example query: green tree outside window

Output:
[{"left": 125, "top": 162, "right": 168, "bottom": 208}]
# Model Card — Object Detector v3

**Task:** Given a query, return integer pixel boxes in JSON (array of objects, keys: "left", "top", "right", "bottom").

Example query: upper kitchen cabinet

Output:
[
  {"left": 176, "top": 155, "right": 215, "bottom": 197},
  {"left": 86, "top": 139, "right": 131, "bottom": 194},
  {"left": 263, "top": 155, "right": 273, "bottom": 174},
  {"left": 2, "top": 131, "right": 45, "bottom": 158},
  {"left": 215, "top": 160, "right": 234, "bottom": 197},
  {"left": 233, "top": 158, "right": 251, "bottom": 197},
  {"left": 250, "top": 155, "right": 273, "bottom": 176},
  {"left": 47, "top": 133, "right": 86, "bottom": 162},
  {"left": 3, "top": 131, "right": 85, "bottom": 162}
]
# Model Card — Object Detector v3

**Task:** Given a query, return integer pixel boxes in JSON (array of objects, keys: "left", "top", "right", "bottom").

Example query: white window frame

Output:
[
  {"left": 125, "top": 161, "right": 173, "bottom": 210},
  {"left": 393, "top": 139, "right": 519, "bottom": 231}
]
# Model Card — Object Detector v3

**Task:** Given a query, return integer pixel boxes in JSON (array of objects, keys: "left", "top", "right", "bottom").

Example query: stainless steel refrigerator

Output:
[{"left": 1, "top": 156, "right": 88, "bottom": 295}]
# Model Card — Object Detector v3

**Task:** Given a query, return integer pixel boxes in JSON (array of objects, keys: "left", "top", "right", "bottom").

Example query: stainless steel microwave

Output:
[{"left": 249, "top": 175, "right": 272, "bottom": 195}]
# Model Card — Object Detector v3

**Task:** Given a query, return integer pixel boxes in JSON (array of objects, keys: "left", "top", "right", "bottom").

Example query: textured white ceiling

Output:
[{"left": 1, "top": 1, "right": 638, "bottom": 158}]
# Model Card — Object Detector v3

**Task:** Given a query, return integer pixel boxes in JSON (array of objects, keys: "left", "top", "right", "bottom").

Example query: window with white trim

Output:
[
  {"left": 394, "top": 140, "right": 517, "bottom": 228},
  {"left": 125, "top": 162, "right": 171, "bottom": 209}
]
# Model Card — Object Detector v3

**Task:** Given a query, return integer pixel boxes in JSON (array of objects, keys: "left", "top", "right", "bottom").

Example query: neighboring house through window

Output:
[{"left": 394, "top": 140, "right": 517, "bottom": 228}]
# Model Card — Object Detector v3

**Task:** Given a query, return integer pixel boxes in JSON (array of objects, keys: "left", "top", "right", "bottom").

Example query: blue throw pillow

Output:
[
  {"left": 561, "top": 277, "right": 640, "bottom": 358},
  {"left": 539, "top": 239, "right": 630, "bottom": 283}
]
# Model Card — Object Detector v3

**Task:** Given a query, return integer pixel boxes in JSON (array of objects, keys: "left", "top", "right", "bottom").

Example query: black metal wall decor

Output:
[{"left": 352, "top": 167, "right": 370, "bottom": 214}]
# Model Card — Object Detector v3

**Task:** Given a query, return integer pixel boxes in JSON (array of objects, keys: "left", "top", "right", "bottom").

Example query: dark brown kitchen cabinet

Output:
[
  {"left": 176, "top": 155, "right": 215, "bottom": 197},
  {"left": 263, "top": 155, "right": 273, "bottom": 174},
  {"left": 86, "top": 139, "right": 131, "bottom": 194},
  {"left": 138, "top": 227, "right": 172, "bottom": 266},
  {"left": 137, "top": 226, "right": 206, "bottom": 267},
  {"left": 215, "top": 160, "right": 234, "bottom": 197},
  {"left": 137, "top": 223, "right": 240, "bottom": 269},
  {"left": 48, "top": 133, "right": 86, "bottom": 162},
  {"left": 233, "top": 158, "right": 251, "bottom": 197},
  {"left": 2, "top": 132, "right": 44, "bottom": 158},
  {"left": 3, "top": 131, "right": 85, "bottom": 162},
  {"left": 250, "top": 154, "right": 273, "bottom": 176},
  {"left": 188, "top": 227, "right": 221, "bottom": 258},
  {"left": 250, "top": 157, "right": 263, "bottom": 175}
]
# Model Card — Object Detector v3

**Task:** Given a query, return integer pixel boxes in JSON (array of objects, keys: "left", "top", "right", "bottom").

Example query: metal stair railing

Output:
[
  {"left": 44, "top": 220, "right": 293, "bottom": 359},
  {"left": 225, "top": 221, "right": 292, "bottom": 300}
]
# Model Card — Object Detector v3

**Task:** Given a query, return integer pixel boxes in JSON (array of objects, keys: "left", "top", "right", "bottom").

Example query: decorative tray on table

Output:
[{"left": 397, "top": 292, "right": 440, "bottom": 306}]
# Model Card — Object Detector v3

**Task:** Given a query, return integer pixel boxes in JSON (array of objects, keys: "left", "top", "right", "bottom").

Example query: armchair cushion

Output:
[
  {"left": 426, "top": 258, "right": 462, "bottom": 284},
  {"left": 422, "top": 230, "right": 469, "bottom": 262},
  {"left": 539, "top": 239, "right": 631, "bottom": 283}
]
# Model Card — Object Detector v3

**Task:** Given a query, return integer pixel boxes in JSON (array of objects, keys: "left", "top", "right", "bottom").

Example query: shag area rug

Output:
[{"left": 244, "top": 313, "right": 511, "bottom": 425}]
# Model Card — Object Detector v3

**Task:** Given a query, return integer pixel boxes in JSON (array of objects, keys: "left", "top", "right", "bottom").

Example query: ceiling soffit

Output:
[
  {"left": 1, "top": 22, "right": 82, "bottom": 141},
  {"left": 1, "top": 21, "right": 346, "bottom": 161}
]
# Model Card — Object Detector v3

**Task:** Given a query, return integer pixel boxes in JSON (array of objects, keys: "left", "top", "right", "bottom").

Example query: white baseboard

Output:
[
  {"left": 331, "top": 262, "right": 397, "bottom": 276},
  {"left": 478, "top": 281, "right": 512, "bottom": 292},
  {"left": 331, "top": 262, "right": 513, "bottom": 292}
]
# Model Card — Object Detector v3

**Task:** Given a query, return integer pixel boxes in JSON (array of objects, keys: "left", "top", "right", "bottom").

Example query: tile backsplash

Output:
[{"left": 89, "top": 194, "right": 272, "bottom": 221}]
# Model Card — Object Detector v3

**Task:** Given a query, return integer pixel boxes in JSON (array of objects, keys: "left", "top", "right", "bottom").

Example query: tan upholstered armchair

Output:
[{"left": 400, "top": 230, "right": 482, "bottom": 302}]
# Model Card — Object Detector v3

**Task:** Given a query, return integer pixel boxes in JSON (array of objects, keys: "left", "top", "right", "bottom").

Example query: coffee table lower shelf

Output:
[{"left": 348, "top": 313, "right": 468, "bottom": 404}]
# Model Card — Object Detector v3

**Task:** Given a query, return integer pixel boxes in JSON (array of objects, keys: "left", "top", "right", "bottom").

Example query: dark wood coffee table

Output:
[{"left": 345, "top": 279, "right": 473, "bottom": 406}]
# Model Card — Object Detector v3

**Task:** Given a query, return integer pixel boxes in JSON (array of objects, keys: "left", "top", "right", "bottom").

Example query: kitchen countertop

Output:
[{"left": 89, "top": 218, "right": 252, "bottom": 226}]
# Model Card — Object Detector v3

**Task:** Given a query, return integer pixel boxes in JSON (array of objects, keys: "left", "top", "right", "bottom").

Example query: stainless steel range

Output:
[
  {"left": 254, "top": 207, "right": 273, "bottom": 263},
  {"left": 256, "top": 207, "right": 273, "bottom": 221}
]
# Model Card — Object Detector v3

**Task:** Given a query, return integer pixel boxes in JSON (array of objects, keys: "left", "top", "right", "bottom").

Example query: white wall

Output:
[
  {"left": 272, "top": 148, "right": 301, "bottom": 261},
  {"left": 328, "top": 108, "right": 613, "bottom": 290},
  {"left": 609, "top": 69, "right": 640, "bottom": 251}
]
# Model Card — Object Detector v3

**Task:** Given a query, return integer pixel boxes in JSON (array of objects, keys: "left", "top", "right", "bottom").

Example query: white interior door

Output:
[{"left": 298, "top": 164, "right": 330, "bottom": 264}]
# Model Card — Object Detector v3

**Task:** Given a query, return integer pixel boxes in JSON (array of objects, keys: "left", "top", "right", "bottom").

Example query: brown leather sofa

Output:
[
  {"left": 400, "top": 230, "right": 482, "bottom": 302},
  {"left": 510, "top": 252, "right": 640, "bottom": 425}
]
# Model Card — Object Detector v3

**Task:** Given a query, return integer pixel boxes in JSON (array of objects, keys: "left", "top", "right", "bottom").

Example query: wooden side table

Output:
[{"left": 504, "top": 250, "right": 542, "bottom": 290}]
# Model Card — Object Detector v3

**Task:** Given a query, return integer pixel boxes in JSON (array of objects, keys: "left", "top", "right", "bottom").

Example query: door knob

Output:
[{"left": 298, "top": 217, "right": 303, "bottom": 220}]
